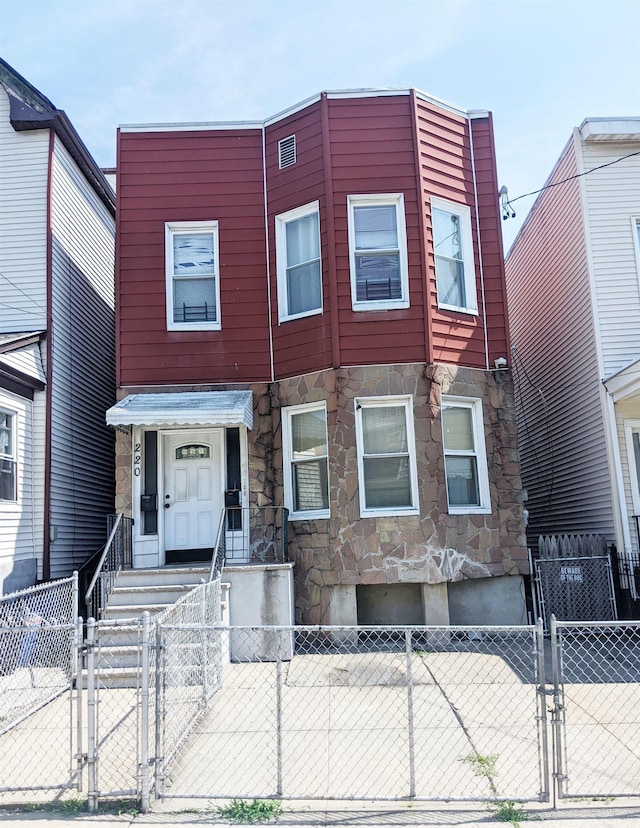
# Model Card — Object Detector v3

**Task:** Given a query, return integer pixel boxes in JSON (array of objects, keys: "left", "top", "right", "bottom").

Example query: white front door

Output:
[{"left": 162, "top": 430, "right": 224, "bottom": 558}]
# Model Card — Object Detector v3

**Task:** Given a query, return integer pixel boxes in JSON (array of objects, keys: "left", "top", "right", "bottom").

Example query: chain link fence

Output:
[
  {"left": 552, "top": 619, "right": 640, "bottom": 799},
  {"left": 0, "top": 574, "right": 81, "bottom": 797},
  {"left": 157, "top": 623, "right": 548, "bottom": 803},
  {"left": 154, "top": 579, "right": 223, "bottom": 800},
  {"left": 4, "top": 578, "right": 640, "bottom": 810}
]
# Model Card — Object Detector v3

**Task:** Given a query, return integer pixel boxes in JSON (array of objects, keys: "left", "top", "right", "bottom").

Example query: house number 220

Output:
[{"left": 134, "top": 443, "right": 141, "bottom": 476}]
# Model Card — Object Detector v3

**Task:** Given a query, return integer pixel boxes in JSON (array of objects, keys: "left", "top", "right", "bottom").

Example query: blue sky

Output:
[{"left": 1, "top": 0, "right": 638, "bottom": 248}]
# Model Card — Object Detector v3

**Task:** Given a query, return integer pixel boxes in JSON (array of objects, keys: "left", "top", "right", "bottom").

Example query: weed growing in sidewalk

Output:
[
  {"left": 490, "top": 800, "right": 530, "bottom": 826},
  {"left": 216, "top": 798, "right": 283, "bottom": 824},
  {"left": 461, "top": 751, "right": 499, "bottom": 794}
]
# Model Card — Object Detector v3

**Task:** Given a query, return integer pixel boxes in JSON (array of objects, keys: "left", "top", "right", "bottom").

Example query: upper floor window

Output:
[
  {"left": 348, "top": 194, "right": 409, "bottom": 311},
  {"left": 355, "top": 396, "right": 419, "bottom": 517},
  {"left": 282, "top": 402, "right": 329, "bottom": 520},
  {"left": 0, "top": 410, "right": 16, "bottom": 502},
  {"left": 165, "top": 221, "right": 221, "bottom": 331},
  {"left": 276, "top": 202, "right": 322, "bottom": 322},
  {"left": 432, "top": 197, "right": 478, "bottom": 315},
  {"left": 441, "top": 397, "right": 490, "bottom": 514}
]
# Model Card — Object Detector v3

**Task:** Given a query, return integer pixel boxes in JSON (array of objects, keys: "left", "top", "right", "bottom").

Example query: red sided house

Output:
[{"left": 109, "top": 88, "right": 527, "bottom": 627}]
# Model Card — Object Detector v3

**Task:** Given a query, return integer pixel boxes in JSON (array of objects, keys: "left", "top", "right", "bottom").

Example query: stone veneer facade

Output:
[{"left": 115, "top": 363, "right": 527, "bottom": 624}]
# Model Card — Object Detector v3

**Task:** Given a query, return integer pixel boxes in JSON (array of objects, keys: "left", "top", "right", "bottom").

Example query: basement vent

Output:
[{"left": 278, "top": 135, "right": 296, "bottom": 169}]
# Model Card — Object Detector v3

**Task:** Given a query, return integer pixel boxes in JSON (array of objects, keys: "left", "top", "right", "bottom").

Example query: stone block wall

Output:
[{"left": 264, "top": 363, "right": 527, "bottom": 623}]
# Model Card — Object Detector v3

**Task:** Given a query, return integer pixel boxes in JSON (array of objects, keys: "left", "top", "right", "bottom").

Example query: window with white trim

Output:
[
  {"left": 276, "top": 202, "right": 322, "bottom": 322},
  {"left": 432, "top": 197, "right": 477, "bottom": 314},
  {"left": 0, "top": 409, "right": 16, "bottom": 502},
  {"left": 165, "top": 221, "right": 221, "bottom": 331},
  {"left": 282, "top": 402, "right": 329, "bottom": 519},
  {"left": 441, "top": 397, "right": 490, "bottom": 513},
  {"left": 355, "top": 396, "right": 419, "bottom": 517},
  {"left": 348, "top": 194, "right": 409, "bottom": 311}
]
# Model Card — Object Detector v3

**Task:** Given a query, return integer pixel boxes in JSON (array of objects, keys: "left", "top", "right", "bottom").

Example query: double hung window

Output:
[
  {"left": 624, "top": 421, "right": 640, "bottom": 520},
  {"left": 348, "top": 194, "right": 409, "bottom": 311},
  {"left": 282, "top": 403, "right": 329, "bottom": 519},
  {"left": 441, "top": 397, "right": 490, "bottom": 513},
  {"left": 355, "top": 396, "right": 418, "bottom": 516},
  {"left": 0, "top": 410, "right": 16, "bottom": 502},
  {"left": 166, "top": 221, "right": 220, "bottom": 331},
  {"left": 276, "top": 202, "right": 322, "bottom": 322},
  {"left": 432, "top": 197, "right": 477, "bottom": 314}
]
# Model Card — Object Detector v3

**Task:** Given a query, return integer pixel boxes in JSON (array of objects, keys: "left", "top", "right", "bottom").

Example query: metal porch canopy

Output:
[{"left": 105, "top": 390, "right": 253, "bottom": 429}]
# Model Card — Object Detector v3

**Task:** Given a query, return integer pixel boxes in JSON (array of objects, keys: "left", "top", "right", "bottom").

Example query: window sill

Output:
[
  {"left": 359, "top": 507, "right": 419, "bottom": 519},
  {"left": 278, "top": 306, "right": 323, "bottom": 325},
  {"left": 352, "top": 300, "right": 410, "bottom": 313},
  {"left": 288, "top": 509, "right": 330, "bottom": 521},
  {"left": 167, "top": 322, "right": 221, "bottom": 332},
  {"left": 448, "top": 505, "right": 492, "bottom": 515},
  {"left": 437, "top": 302, "right": 478, "bottom": 316}
]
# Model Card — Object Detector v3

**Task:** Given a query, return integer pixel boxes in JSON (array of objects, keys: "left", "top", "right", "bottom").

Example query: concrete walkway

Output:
[{"left": 1, "top": 801, "right": 640, "bottom": 826}]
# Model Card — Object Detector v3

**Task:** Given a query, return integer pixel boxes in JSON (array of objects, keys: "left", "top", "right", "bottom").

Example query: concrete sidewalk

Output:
[{"left": 1, "top": 802, "right": 640, "bottom": 827}]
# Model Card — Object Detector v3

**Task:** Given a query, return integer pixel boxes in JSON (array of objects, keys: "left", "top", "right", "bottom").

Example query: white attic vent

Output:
[{"left": 278, "top": 135, "right": 296, "bottom": 169}]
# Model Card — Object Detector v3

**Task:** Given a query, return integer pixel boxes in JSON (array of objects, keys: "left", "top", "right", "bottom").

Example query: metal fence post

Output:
[
  {"left": 276, "top": 630, "right": 283, "bottom": 797},
  {"left": 405, "top": 628, "right": 416, "bottom": 798},
  {"left": 74, "top": 615, "right": 84, "bottom": 791},
  {"left": 86, "top": 617, "right": 98, "bottom": 813},
  {"left": 140, "top": 612, "right": 151, "bottom": 813},
  {"left": 154, "top": 620, "right": 165, "bottom": 801},
  {"left": 550, "top": 615, "right": 564, "bottom": 806},
  {"left": 534, "top": 617, "right": 550, "bottom": 802}
]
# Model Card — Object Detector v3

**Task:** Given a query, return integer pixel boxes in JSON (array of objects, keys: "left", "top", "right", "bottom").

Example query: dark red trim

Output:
[
  {"left": 320, "top": 93, "right": 341, "bottom": 369},
  {"left": 410, "top": 89, "right": 432, "bottom": 364},
  {"left": 43, "top": 130, "right": 55, "bottom": 581}
]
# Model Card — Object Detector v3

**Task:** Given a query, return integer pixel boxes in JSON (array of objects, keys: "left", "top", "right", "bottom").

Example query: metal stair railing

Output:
[{"left": 85, "top": 514, "right": 133, "bottom": 619}]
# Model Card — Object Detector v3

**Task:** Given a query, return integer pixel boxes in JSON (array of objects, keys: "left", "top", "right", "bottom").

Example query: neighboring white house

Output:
[
  {"left": 505, "top": 118, "right": 640, "bottom": 567},
  {"left": 0, "top": 58, "right": 116, "bottom": 593}
]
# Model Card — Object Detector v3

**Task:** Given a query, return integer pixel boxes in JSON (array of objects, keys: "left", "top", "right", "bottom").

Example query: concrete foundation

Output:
[
  {"left": 356, "top": 583, "right": 424, "bottom": 625},
  {"left": 223, "top": 562, "right": 295, "bottom": 660},
  {"left": 447, "top": 574, "right": 527, "bottom": 625}
]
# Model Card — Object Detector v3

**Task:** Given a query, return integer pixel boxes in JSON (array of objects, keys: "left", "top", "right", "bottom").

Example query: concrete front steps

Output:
[{"left": 94, "top": 565, "right": 211, "bottom": 688}]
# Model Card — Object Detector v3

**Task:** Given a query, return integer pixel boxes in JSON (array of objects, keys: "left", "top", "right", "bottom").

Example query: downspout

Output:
[
  {"left": 604, "top": 387, "right": 635, "bottom": 595},
  {"left": 468, "top": 117, "right": 490, "bottom": 370},
  {"left": 320, "top": 92, "right": 341, "bottom": 369},
  {"left": 262, "top": 124, "right": 275, "bottom": 383},
  {"left": 43, "top": 130, "right": 55, "bottom": 581}
]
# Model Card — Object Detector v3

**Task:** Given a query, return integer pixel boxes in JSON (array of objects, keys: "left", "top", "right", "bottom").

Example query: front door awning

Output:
[{"left": 106, "top": 390, "right": 253, "bottom": 429}]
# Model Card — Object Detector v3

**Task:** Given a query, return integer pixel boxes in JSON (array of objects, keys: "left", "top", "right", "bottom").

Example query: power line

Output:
[
  {"left": 502, "top": 149, "right": 640, "bottom": 219},
  {"left": 0, "top": 270, "right": 47, "bottom": 313}
]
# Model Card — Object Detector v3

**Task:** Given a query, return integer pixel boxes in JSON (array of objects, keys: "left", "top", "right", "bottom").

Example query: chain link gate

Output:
[
  {"left": 154, "top": 622, "right": 549, "bottom": 804},
  {"left": 0, "top": 575, "right": 82, "bottom": 800},
  {"left": 535, "top": 556, "right": 617, "bottom": 627},
  {"left": 550, "top": 618, "right": 640, "bottom": 800}
]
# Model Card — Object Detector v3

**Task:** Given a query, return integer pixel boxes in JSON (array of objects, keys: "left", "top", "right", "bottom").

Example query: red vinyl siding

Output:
[
  {"left": 115, "top": 92, "right": 510, "bottom": 387},
  {"left": 117, "top": 128, "right": 271, "bottom": 386},
  {"left": 327, "top": 96, "right": 427, "bottom": 367},
  {"left": 265, "top": 102, "right": 333, "bottom": 380}
]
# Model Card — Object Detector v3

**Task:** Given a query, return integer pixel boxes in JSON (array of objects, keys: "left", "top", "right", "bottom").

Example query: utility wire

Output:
[
  {"left": 511, "top": 345, "right": 555, "bottom": 513},
  {"left": 0, "top": 270, "right": 47, "bottom": 313},
  {"left": 502, "top": 149, "right": 640, "bottom": 218}
]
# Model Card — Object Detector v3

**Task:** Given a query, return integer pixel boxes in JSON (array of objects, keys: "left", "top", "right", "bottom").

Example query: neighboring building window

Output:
[
  {"left": 276, "top": 202, "right": 322, "bottom": 322},
  {"left": 355, "top": 396, "right": 419, "bottom": 517},
  {"left": 441, "top": 397, "right": 490, "bottom": 514},
  {"left": 165, "top": 221, "right": 221, "bottom": 331},
  {"left": 0, "top": 410, "right": 16, "bottom": 502},
  {"left": 348, "top": 194, "right": 409, "bottom": 311},
  {"left": 432, "top": 197, "right": 478, "bottom": 314},
  {"left": 282, "top": 402, "right": 329, "bottom": 519}
]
